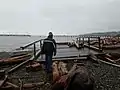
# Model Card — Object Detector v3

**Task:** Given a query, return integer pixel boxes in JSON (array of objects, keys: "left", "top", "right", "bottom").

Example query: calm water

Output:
[{"left": 0, "top": 36, "right": 78, "bottom": 52}]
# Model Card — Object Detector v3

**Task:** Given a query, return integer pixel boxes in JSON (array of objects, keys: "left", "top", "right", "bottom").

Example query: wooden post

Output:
[
  {"left": 34, "top": 43, "right": 36, "bottom": 58},
  {"left": 40, "top": 40, "right": 42, "bottom": 49},
  {"left": 79, "top": 37, "right": 80, "bottom": 45},
  {"left": 98, "top": 37, "right": 101, "bottom": 50},
  {"left": 83, "top": 38, "right": 84, "bottom": 45},
  {"left": 88, "top": 37, "right": 90, "bottom": 48},
  {"left": 76, "top": 38, "right": 78, "bottom": 43}
]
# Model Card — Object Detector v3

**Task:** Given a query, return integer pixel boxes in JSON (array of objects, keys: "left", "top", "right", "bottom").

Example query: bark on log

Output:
[
  {"left": 0, "top": 70, "right": 5, "bottom": 76},
  {"left": 26, "top": 63, "right": 41, "bottom": 71},
  {"left": 6, "top": 82, "right": 19, "bottom": 88},
  {"left": 7, "top": 54, "right": 31, "bottom": 60},
  {"left": 0, "top": 54, "right": 31, "bottom": 64},
  {"left": 0, "top": 85, "right": 14, "bottom": 90},
  {"left": 104, "top": 57, "right": 116, "bottom": 63},
  {"left": 52, "top": 61, "right": 60, "bottom": 83},
  {"left": 91, "top": 56, "right": 120, "bottom": 68},
  {"left": 22, "top": 82, "right": 44, "bottom": 89},
  {"left": 0, "top": 75, "right": 8, "bottom": 87},
  {"left": 58, "top": 61, "right": 68, "bottom": 76}
]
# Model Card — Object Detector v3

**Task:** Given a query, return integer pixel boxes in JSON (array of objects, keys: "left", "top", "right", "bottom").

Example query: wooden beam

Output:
[
  {"left": 22, "top": 82, "right": 44, "bottom": 89},
  {"left": 7, "top": 50, "right": 41, "bottom": 74},
  {"left": 91, "top": 56, "right": 120, "bottom": 68},
  {"left": 38, "top": 57, "right": 87, "bottom": 63},
  {"left": 0, "top": 75, "right": 8, "bottom": 87},
  {"left": 6, "top": 82, "right": 19, "bottom": 88},
  {"left": 84, "top": 44, "right": 102, "bottom": 52}
]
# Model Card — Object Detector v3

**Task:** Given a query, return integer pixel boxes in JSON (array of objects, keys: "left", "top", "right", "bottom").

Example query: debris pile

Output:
[{"left": 89, "top": 37, "right": 120, "bottom": 49}]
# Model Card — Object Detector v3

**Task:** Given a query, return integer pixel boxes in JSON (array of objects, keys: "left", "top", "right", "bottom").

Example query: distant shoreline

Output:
[{"left": 0, "top": 34, "right": 31, "bottom": 37}]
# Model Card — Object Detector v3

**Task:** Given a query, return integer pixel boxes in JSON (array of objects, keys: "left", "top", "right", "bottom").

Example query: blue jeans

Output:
[{"left": 45, "top": 54, "right": 52, "bottom": 73}]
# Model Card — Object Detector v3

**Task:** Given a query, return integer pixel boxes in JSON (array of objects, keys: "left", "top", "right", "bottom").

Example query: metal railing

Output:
[
  {"left": 20, "top": 39, "right": 43, "bottom": 58},
  {"left": 76, "top": 36, "right": 102, "bottom": 51}
]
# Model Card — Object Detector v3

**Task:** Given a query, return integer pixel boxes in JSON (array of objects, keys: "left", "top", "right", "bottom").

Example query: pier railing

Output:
[
  {"left": 76, "top": 36, "right": 102, "bottom": 51},
  {"left": 20, "top": 39, "right": 43, "bottom": 59}
]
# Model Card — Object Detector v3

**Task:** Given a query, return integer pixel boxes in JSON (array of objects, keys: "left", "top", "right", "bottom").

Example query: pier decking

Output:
[
  {"left": 38, "top": 44, "right": 103, "bottom": 61},
  {"left": 0, "top": 36, "right": 120, "bottom": 90}
]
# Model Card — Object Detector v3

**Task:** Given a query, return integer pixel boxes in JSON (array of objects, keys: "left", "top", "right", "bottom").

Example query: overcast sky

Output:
[{"left": 0, "top": 0, "right": 120, "bottom": 35}]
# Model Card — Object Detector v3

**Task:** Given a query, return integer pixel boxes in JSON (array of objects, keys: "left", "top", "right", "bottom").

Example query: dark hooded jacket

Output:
[{"left": 41, "top": 35, "right": 56, "bottom": 55}]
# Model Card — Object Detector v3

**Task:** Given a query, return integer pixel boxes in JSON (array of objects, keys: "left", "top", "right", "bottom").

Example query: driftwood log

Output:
[
  {"left": 52, "top": 61, "right": 68, "bottom": 83},
  {"left": 0, "top": 54, "right": 31, "bottom": 64},
  {"left": 22, "top": 82, "right": 44, "bottom": 89},
  {"left": 26, "top": 62, "right": 41, "bottom": 71},
  {"left": 58, "top": 61, "right": 68, "bottom": 76},
  {"left": 52, "top": 63, "right": 94, "bottom": 90},
  {"left": 0, "top": 75, "right": 8, "bottom": 88},
  {"left": 0, "top": 82, "right": 44, "bottom": 90},
  {"left": 52, "top": 61, "right": 60, "bottom": 83}
]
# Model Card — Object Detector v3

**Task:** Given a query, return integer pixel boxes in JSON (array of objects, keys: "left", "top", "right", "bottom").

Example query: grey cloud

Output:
[{"left": 0, "top": 0, "right": 120, "bottom": 35}]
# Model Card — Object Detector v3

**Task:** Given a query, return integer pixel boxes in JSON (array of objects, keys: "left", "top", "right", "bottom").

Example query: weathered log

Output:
[
  {"left": 19, "top": 79, "right": 23, "bottom": 90},
  {"left": 1, "top": 82, "right": 19, "bottom": 90},
  {"left": 66, "top": 64, "right": 94, "bottom": 90},
  {"left": 58, "top": 62, "right": 68, "bottom": 76},
  {"left": 10, "top": 51, "right": 32, "bottom": 57},
  {"left": 0, "top": 75, "right": 8, "bottom": 87},
  {"left": 109, "top": 53, "right": 120, "bottom": 60},
  {"left": 84, "top": 44, "right": 102, "bottom": 52},
  {"left": 7, "top": 54, "right": 31, "bottom": 60},
  {"left": 67, "top": 64, "right": 77, "bottom": 76},
  {"left": 105, "top": 54, "right": 113, "bottom": 59},
  {"left": 115, "top": 58, "right": 120, "bottom": 62},
  {"left": 0, "top": 85, "right": 13, "bottom": 90},
  {"left": 6, "top": 82, "right": 19, "bottom": 88},
  {"left": 31, "top": 63, "right": 41, "bottom": 67},
  {"left": 26, "top": 62, "right": 41, "bottom": 71},
  {"left": 0, "top": 54, "right": 31, "bottom": 64},
  {"left": 39, "top": 57, "right": 87, "bottom": 63},
  {"left": 5, "top": 57, "right": 30, "bottom": 63},
  {"left": 102, "top": 45, "right": 120, "bottom": 49},
  {"left": 74, "top": 41, "right": 80, "bottom": 49},
  {"left": 91, "top": 55, "right": 120, "bottom": 68},
  {"left": 104, "top": 57, "right": 116, "bottom": 63},
  {"left": 22, "top": 82, "right": 44, "bottom": 89},
  {"left": 2, "top": 82, "right": 44, "bottom": 89},
  {"left": 0, "top": 70, "right": 5, "bottom": 76},
  {"left": 52, "top": 63, "right": 95, "bottom": 90},
  {"left": 52, "top": 61, "right": 60, "bottom": 83},
  {"left": 97, "top": 54, "right": 115, "bottom": 63}
]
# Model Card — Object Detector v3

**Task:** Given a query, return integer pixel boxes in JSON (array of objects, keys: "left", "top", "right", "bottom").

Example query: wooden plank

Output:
[
  {"left": 52, "top": 61, "right": 60, "bottom": 83},
  {"left": 0, "top": 70, "right": 5, "bottom": 76},
  {"left": 91, "top": 56, "right": 120, "bottom": 68},
  {"left": 23, "top": 82, "right": 44, "bottom": 89},
  {"left": 6, "top": 82, "right": 19, "bottom": 88},
  {"left": 84, "top": 44, "right": 102, "bottom": 52},
  {"left": 7, "top": 50, "right": 41, "bottom": 74},
  {"left": 20, "top": 40, "right": 41, "bottom": 50},
  {"left": 38, "top": 57, "right": 87, "bottom": 63},
  {"left": 0, "top": 75, "right": 8, "bottom": 87},
  {"left": 58, "top": 61, "right": 68, "bottom": 76}
]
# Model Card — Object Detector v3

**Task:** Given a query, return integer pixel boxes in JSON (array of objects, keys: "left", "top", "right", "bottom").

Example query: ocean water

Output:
[{"left": 0, "top": 35, "right": 78, "bottom": 52}]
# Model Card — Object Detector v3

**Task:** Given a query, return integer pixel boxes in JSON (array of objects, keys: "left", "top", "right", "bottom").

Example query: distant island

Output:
[
  {"left": 0, "top": 34, "right": 31, "bottom": 37},
  {"left": 81, "top": 31, "right": 120, "bottom": 37}
]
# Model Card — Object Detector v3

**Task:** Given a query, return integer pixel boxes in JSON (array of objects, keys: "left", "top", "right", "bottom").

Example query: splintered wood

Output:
[
  {"left": 26, "top": 62, "right": 42, "bottom": 71},
  {"left": 52, "top": 61, "right": 68, "bottom": 83},
  {"left": 0, "top": 54, "right": 31, "bottom": 64}
]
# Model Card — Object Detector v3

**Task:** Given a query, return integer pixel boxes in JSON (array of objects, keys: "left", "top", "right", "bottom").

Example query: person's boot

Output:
[
  {"left": 44, "top": 74, "right": 50, "bottom": 86},
  {"left": 48, "top": 73, "right": 53, "bottom": 83},
  {"left": 45, "top": 73, "right": 49, "bottom": 82}
]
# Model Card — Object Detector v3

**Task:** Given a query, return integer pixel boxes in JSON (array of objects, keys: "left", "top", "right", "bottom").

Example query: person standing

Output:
[{"left": 41, "top": 32, "right": 57, "bottom": 83}]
